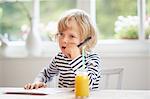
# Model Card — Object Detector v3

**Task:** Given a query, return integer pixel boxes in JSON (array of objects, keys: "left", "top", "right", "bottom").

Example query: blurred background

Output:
[{"left": 0, "top": 0, "right": 149, "bottom": 90}]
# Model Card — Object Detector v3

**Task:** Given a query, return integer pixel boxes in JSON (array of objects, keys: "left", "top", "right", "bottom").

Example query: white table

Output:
[{"left": 0, "top": 87, "right": 150, "bottom": 99}]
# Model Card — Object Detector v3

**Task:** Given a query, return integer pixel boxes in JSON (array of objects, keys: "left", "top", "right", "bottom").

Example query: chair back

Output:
[{"left": 100, "top": 68, "right": 124, "bottom": 89}]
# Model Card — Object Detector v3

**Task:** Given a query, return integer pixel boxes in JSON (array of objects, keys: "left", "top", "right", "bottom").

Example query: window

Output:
[
  {"left": 96, "top": 0, "right": 137, "bottom": 39},
  {"left": 0, "top": 0, "right": 149, "bottom": 42},
  {"left": 146, "top": 0, "right": 150, "bottom": 39},
  {"left": 0, "top": 0, "right": 32, "bottom": 41},
  {"left": 0, "top": 0, "right": 149, "bottom": 57},
  {"left": 96, "top": 0, "right": 150, "bottom": 40},
  {"left": 39, "top": 0, "right": 76, "bottom": 41},
  {"left": 0, "top": 0, "right": 76, "bottom": 41}
]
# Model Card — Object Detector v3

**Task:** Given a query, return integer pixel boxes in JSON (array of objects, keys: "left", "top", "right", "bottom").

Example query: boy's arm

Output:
[
  {"left": 86, "top": 54, "right": 101, "bottom": 89},
  {"left": 70, "top": 53, "right": 101, "bottom": 90},
  {"left": 34, "top": 57, "right": 58, "bottom": 83}
]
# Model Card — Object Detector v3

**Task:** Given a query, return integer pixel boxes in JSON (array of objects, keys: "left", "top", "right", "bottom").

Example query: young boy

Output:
[{"left": 24, "top": 9, "right": 101, "bottom": 90}]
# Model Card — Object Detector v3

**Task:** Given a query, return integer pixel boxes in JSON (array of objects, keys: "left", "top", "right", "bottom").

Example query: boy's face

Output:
[{"left": 58, "top": 24, "right": 81, "bottom": 57}]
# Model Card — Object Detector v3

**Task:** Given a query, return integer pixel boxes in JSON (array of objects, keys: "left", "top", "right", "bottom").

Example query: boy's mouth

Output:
[{"left": 62, "top": 46, "right": 66, "bottom": 50}]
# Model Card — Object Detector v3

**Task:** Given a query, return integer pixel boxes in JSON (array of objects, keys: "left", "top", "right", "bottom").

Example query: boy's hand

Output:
[
  {"left": 65, "top": 43, "right": 81, "bottom": 59},
  {"left": 24, "top": 82, "right": 47, "bottom": 90}
]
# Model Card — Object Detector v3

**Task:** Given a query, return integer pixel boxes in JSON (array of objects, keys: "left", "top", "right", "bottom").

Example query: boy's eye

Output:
[
  {"left": 58, "top": 32, "right": 64, "bottom": 37},
  {"left": 70, "top": 35, "right": 75, "bottom": 38},
  {"left": 59, "top": 32, "right": 63, "bottom": 36}
]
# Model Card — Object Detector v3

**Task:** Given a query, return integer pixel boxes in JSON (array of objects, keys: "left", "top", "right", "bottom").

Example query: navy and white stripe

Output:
[{"left": 34, "top": 52, "right": 101, "bottom": 90}]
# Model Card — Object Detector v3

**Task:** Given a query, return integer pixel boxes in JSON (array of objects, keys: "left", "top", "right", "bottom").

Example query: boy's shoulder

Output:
[
  {"left": 53, "top": 52, "right": 67, "bottom": 59},
  {"left": 86, "top": 51, "right": 101, "bottom": 58},
  {"left": 86, "top": 51, "right": 99, "bottom": 56},
  {"left": 85, "top": 52, "right": 102, "bottom": 64},
  {"left": 49, "top": 52, "right": 62, "bottom": 60}
]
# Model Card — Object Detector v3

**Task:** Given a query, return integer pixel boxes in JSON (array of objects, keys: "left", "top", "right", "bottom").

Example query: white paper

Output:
[{"left": 0, "top": 87, "right": 73, "bottom": 95}]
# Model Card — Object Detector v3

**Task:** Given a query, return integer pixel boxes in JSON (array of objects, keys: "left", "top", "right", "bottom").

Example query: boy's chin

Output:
[
  {"left": 61, "top": 52, "right": 70, "bottom": 58},
  {"left": 61, "top": 52, "right": 67, "bottom": 56}
]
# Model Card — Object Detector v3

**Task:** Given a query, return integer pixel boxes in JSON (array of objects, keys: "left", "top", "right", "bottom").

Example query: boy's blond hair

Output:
[{"left": 57, "top": 9, "right": 97, "bottom": 51}]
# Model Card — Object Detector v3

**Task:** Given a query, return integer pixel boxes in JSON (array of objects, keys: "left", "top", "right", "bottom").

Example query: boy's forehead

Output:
[
  {"left": 59, "top": 16, "right": 81, "bottom": 35},
  {"left": 63, "top": 21, "right": 80, "bottom": 36},
  {"left": 67, "top": 20, "right": 79, "bottom": 30}
]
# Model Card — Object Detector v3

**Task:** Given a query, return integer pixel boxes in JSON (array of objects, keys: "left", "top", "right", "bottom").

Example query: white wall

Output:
[
  {"left": 148, "top": 59, "right": 150, "bottom": 89},
  {"left": 0, "top": 58, "right": 49, "bottom": 87},
  {"left": 0, "top": 61, "right": 2, "bottom": 86},
  {"left": 148, "top": 46, "right": 150, "bottom": 89},
  {"left": 149, "top": 60, "right": 150, "bottom": 89}
]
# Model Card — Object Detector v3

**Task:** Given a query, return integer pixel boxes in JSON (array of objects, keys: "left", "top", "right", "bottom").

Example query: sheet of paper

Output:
[{"left": 0, "top": 87, "right": 73, "bottom": 95}]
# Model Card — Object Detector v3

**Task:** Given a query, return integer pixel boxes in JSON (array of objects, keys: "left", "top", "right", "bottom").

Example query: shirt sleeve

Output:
[
  {"left": 69, "top": 53, "right": 102, "bottom": 90},
  {"left": 34, "top": 56, "right": 59, "bottom": 83},
  {"left": 86, "top": 54, "right": 101, "bottom": 90}
]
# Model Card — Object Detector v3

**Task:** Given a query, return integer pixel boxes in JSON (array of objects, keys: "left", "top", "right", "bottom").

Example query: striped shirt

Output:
[{"left": 34, "top": 52, "right": 102, "bottom": 90}]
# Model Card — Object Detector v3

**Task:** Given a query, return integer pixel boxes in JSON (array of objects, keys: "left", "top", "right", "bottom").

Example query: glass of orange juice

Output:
[{"left": 75, "top": 71, "right": 89, "bottom": 98}]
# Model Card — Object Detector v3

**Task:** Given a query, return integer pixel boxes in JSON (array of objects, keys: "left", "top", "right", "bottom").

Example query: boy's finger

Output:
[
  {"left": 24, "top": 84, "right": 27, "bottom": 89},
  {"left": 35, "top": 83, "right": 39, "bottom": 89},
  {"left": 40, "top": 83, "right": 45, "bottom": 88},
  {"left": 25, "top": 83, "right": 31, "bottom": 90},
  {"left": 44, "top": 84, "right": 47, "bottom": 88},
  {"left": 30, "top": 83, "right": 36, "bottom": 89},
  {"left": 28, "top": 84, "right": 32, "bottom": 90}
]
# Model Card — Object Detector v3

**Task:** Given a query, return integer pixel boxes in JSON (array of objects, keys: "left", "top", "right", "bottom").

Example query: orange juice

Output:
[{"left": 75, "top": 72, "right": 89, "bottom": 97}]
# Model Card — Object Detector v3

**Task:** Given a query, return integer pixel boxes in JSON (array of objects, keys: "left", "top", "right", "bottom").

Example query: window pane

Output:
[
  {"left": 40, "top": 0, "right": 77, "bottom": 41},
  {"left": 96, "top": 0, "right": 137, "bottom": 39},
  {"left": 146, "top": 0, "right": 150, "bottom": 39},
  {"left": 0, "top": 1, "right": 32, "bottom": 41},
  {"left": 0, "top": 0, "right": 76, "bottom": 41}
]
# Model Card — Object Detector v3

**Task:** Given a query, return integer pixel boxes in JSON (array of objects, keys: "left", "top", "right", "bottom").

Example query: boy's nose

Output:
[{"left": 62, "top": 36, "right": 69, "bottom": 43}]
